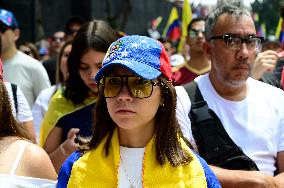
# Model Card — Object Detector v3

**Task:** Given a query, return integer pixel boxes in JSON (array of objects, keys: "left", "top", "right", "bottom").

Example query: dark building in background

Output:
[{"left": 0, "top": 0, "right": 173, "bottom": 43}]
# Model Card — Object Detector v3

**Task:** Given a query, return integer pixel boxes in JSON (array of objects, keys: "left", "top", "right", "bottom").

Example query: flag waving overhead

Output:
[
  {"left": 276, "top": 17, "right": 284, "bottom": 43},
  {"left": 178, "top": 0, "right": 192, "bottom": 52},
  {"left": 181, "top": 0, "right": 192, "bottom": 38},
  {"left": 162, "top": 7, "right": 181, "bottom": 41}
]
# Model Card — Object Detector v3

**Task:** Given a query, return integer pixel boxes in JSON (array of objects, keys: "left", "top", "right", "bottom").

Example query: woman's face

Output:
[
  {"left": 79, "top": 49, "right": 106, "bottom": 93},
  {"left": 105, "top": 68, "right": 162, "bottom": 133},
  {"left": 60, "top": 44, "right": 72, "bottom": 81}
]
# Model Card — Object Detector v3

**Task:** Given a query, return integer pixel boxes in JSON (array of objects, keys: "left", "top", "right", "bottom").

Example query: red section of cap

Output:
[
  {"left": 0, "top": 59, "right": 3, "bottom": 81},
  {"left": 281, "top": 68, "right": 284, "bottom": 89},
  {"left": 158, "top": 42, "right": 172, "bottom": 80}
]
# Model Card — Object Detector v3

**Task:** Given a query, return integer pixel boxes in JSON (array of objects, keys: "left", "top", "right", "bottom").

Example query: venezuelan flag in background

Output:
[
  {"left": 275, "top": 17, "right": 284, "bottom": 44},
  {"left": 177, "top": 0, "right": 192, "bottom": 52},
  {"left": 162, "top": 7, "right": 181, "bottom": 41}
]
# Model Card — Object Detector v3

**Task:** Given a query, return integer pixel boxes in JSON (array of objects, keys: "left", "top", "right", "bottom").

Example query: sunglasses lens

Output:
[
  {"left": 104, "top": 77, "right": 122, "bottom": 98},
  {"left": 0, "top": 24, "right": 7, "bottom": 33},
  {"left": 128, "top": 77, "right": 152, "bottom": 98}
]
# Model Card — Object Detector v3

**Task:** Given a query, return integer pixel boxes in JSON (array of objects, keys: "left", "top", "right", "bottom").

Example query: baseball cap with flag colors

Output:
[
  {"left": 95, "top": 35, "right": 172, "bottom": 82},
  {"left": 0, "top": 8, "right": 18, "bottom": 29}
]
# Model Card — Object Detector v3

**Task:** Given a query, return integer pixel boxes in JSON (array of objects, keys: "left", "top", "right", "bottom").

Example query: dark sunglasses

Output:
[
  {"left": 189, "top": 29, "right": 205, "bottom": 38},
  {"left": 65, "top": 28, "right": 79, "bottom": 35},
  {"left": 98, "top": 76, "right": 161, "bottom": 99},
  {"left": 0, "top": 22, "right": 10, "bottom": 33},
  {"left": 52, "top": 36, "right": 64, "bottom": 42},
  {"left": 22, "top": 50, "right": 31, "bottom": 55}
]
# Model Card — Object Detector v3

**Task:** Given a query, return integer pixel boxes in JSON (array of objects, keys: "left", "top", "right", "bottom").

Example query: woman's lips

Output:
[{"left": 115, "top": 108, "right": 135, "bottom": 115}]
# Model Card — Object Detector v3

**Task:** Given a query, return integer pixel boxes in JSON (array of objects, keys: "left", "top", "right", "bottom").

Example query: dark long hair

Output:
[
  {"left": 56, "top": 39, "right": 73, "bottom": 84},
  {"left": 86, "top": 76, "right": 193, "bottom": 167},
  {"left": 0, "top": 82, "right": 31, "bottom": 140},
  {"left": 64, "top": 19, "right": 119, "bottom": 104}
]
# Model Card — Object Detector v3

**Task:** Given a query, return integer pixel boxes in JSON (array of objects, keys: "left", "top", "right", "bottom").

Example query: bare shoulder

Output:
[{"left": 18, "top": 141, "right": 57, "bottom": 180}]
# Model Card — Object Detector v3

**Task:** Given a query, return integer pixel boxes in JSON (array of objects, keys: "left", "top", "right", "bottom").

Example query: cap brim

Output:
[{"left": 95, "top": 59, "right": 161, "bottom": 82}]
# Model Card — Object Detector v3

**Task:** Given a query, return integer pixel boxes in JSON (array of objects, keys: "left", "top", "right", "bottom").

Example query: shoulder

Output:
[
  {"left": 57, "top": 151, "right": 82, "bottom": 188},
  {"left": 248, "top": 78, "right": 284, "bottom": 98},
  {"left": 21, "top": 142, "right": 57, "bottom": 180},
  {"left": 175, "top": 85, "right": 191, "bottom": 104}
]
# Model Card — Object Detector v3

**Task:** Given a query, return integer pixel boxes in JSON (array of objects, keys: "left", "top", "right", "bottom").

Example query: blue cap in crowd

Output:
[
  {"left": 0, "top": 8, "right": 19, "bottom": 29},
  {"left": 95, "top": 35, "right": 172, "bottom": 82}
]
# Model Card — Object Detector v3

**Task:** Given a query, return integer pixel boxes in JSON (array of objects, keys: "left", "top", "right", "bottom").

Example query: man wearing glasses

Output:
[
  {"left": 172, "top": 17, "right": 211, "bottom": 86},
  {"left": 176, "top": 0, "right": 284, "bottom": 187},
  {"left": 0, "top": 8, "right": 50, "bottom": 108}
]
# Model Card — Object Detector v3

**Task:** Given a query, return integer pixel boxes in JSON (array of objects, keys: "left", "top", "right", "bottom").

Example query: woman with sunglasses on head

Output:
[
  {"left": 57, "top": 35, "right": 221, "bottom": 188},
  {"left": 41, "top": 20, "right": 119, "bottom": 173}
]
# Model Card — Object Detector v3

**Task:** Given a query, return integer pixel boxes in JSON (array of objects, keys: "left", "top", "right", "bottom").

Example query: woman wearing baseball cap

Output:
[{"left": 57, "top": 35, "right": 221, "bottom": 188}]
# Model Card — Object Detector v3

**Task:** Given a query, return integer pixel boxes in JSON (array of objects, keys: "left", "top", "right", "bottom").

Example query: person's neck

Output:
[
  {"left": 187, "top": 51, "right": 210, "bottom": 71},
  {"left": 118, "top": 125, "right": 154, "bottom": 148},
  {"left": 209, "top": 73, "right": 248, "bottom": 101},
  {"left": 2, "top": 47, "right": 17, "bottom": 61}
]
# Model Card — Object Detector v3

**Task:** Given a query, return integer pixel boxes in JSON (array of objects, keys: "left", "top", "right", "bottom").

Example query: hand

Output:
[
  {"left": 252, "top": 50, "right": 279, "bottom": 80},
  {"left": 61, "top": 128, "right": 80, "bottom": 156}
]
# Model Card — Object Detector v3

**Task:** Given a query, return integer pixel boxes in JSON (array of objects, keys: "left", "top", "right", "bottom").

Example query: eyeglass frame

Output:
[
  {"left": 208, "top": 34, "right": 264, "bottom": 51},
  {"left": 0, "top": 22, "right": 12, "bottom": 33},
  {"left": 97, "top": 75, "right": 161, "bottom": 99}
]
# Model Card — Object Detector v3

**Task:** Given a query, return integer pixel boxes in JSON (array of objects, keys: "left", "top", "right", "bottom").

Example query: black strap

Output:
[
  {"left": 183, "top": 81, "right": 259, "bottom": 170},
  {"left": 11, "top": 83, "right": 18, "bottom": 113}
]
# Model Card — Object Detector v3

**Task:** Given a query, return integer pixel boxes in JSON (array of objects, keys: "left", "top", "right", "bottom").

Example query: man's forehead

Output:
[{"left": 213, "top": 13, "right": 256, "bottom": 35}]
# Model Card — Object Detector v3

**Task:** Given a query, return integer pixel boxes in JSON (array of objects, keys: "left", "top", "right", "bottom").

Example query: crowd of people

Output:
[{"left": 0, "top": 0, "right": 283, "bottom": 187}]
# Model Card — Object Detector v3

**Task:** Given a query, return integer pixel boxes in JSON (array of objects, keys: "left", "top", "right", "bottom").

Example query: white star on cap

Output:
[
  {"left": 131, "top": 42, "right": 140, "bottom": 48},
  {"left": 120, "top": 49, "right": 129, "bottom": 57},
  {"left": 141, "top": 39, "right": 148, "bottom": 43}
]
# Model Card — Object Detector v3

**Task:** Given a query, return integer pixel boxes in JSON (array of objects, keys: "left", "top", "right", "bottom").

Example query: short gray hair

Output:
[{"left": 205, "top": 0, "right": 251, "bottom": 40}]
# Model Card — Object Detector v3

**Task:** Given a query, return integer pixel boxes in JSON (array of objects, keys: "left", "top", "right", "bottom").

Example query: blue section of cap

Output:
[
  {"left": 0, "top": 9, "right": 18, "bottom": 28},
  {"left": 95, "top": 35, "right": 163, "bottom": 81}
]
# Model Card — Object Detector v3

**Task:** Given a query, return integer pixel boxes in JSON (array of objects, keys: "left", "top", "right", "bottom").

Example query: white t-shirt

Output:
[
  {"left": 3, "top": 51, "right": 51, "bottom": 108},
  {"left": 32, "top": 85, "right": 57, "bottom": 139},
  {"left": 4, "top": 82, "right": 33, "bottom": 123},
  {"left": 176, "top": 73, "right": 284, "bottom": 176},
  {"left": 118, "top": 146, "right": 144, "bottom": 188}
]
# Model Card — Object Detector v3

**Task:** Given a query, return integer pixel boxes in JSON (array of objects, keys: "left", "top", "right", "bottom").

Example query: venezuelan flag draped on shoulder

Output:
[
  {"left": 39, "top": 87, "right": 96, "bottom": 146},
  {"left": 57, "top": 129, "right": 221, "bottom": 188}
]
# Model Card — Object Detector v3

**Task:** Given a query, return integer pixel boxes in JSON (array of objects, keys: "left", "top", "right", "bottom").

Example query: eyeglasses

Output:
[
  {"left": 98, "top": 76, "right": 160, "bottom": 99},
  {"left": 208, "top": 34, "right": 264, "bottom": 51},
  {"left": 189, "top": 29, "right": 205, "bottom": 38},
  {"left": 0, "top": 22, "right": 10, "bottom": 33},
  {"left": 22, "top": 50, "right": 31, "bottom": 56},
  {"left": 65, "top": 28, "right": 79, "bottom": 35},
  {"left": 52, "top": 36, "right": 64, "bottom": 42}
]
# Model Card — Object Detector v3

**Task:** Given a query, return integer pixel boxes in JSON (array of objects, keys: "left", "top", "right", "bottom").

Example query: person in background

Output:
[
  {"left": 176, "top": 0, "right": 284, "bottom": 187},
  {"left": 41, "top": 20, "right": 119, "bottom": 173},
  {"left": 0, "top": 81, "right": 57, "bottom": 187},
  {"left": 43, "top": 31, "right": 65, "bottom": 85},
  {"left": 0, "top": 8, "right": 50, "bottom": 108},
  {"left": 64, "top": 15, "right": 85, "bottom": 41},
  {"left": 0, "top": 25, "right": 36, "bottom": 144},
  {"left": 18, "top": 41, "right": 40, "bottom": 60},
  {"left": 158, "top": 37, "right": 185, "bottom": 67},
  {"left": 32, "top": 40, "right": 73, "bottom": 141},
  {"left": 57, "top": 35, "right": 221, "bottom": 188},
  {"left": 250, "top": 39, "right": 281, "bottom": 86},
  {"left": 172, "top": 17, "right": 211, "bottom": 86}
]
